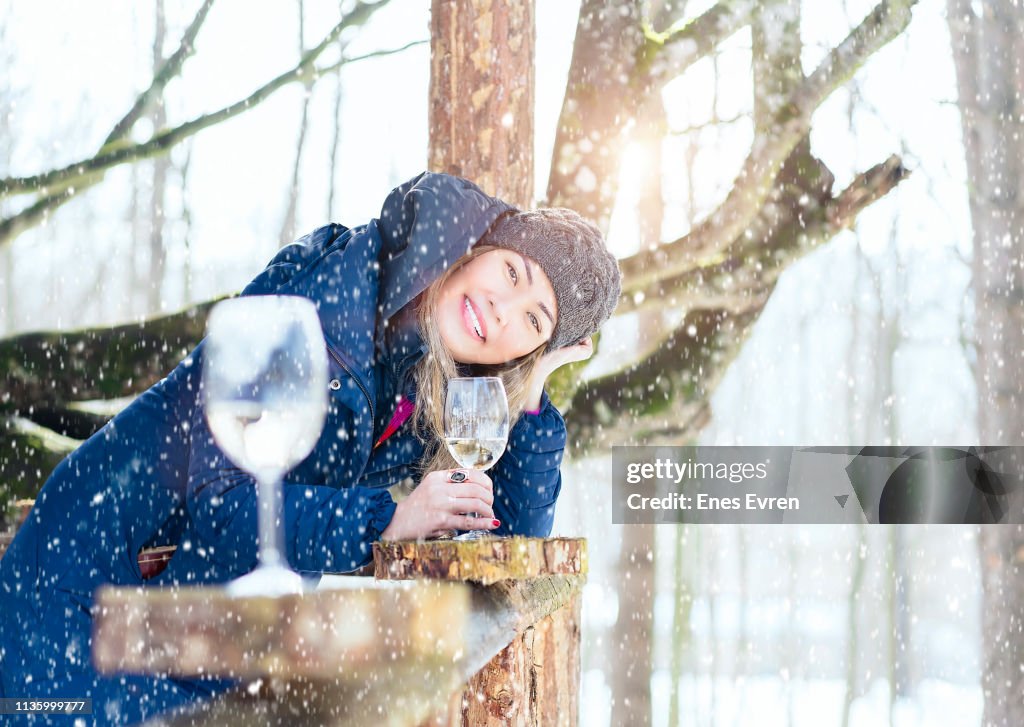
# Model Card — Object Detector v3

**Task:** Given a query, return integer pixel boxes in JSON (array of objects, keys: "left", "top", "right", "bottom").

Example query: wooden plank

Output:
[{"left": 94, "top": 578, "right": 469, "bottom": 681}]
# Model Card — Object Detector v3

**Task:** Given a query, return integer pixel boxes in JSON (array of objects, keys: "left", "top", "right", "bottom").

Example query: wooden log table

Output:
[{"left": 92, "top": 537, "right": 586, "bottom": 726}]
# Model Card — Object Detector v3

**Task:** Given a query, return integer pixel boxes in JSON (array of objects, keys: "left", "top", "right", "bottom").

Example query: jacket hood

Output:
[{"left": 375, "top": 172, "right": 516, "bottom": 328}]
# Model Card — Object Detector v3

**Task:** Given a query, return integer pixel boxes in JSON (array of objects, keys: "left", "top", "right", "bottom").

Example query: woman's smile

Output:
[{"left": 463, "top": 295, "right": 487, "bottom": 341}]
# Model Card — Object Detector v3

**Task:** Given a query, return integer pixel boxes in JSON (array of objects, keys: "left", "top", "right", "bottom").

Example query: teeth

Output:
[{"left": 464, "top": 297, "right": 484, "bottom": 339}]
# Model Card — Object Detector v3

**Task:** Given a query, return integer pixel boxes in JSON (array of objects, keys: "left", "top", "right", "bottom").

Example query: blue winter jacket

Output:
[{"left": 0, "top": 172, "right": 568, "bottom": 723}]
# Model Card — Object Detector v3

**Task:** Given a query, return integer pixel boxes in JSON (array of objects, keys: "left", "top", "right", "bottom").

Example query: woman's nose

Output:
[
  {"left": 487, "top": 296, "right": 503, "bottom": 329},
  {"left": 489, "top": 295, "right": 510, "bottom": 327}
]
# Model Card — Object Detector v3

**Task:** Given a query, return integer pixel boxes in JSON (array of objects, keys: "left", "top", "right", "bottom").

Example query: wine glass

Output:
[
  {"left": 443, "top": 377, "right": 509, "bottom": 540},
  {"left": 202, "top": 296, "right": 328, "bottom": 596}
]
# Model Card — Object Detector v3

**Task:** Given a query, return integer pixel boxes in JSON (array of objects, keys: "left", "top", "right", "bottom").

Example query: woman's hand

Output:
[
  {"left": 380, "top": 468, "right": 500, "bottom": 541},
  {"left": 540, "top": 336, "right": 594, "bottom": 373},
  {"left": 524, "top": 336, "right": 595, "bottom": 411}
]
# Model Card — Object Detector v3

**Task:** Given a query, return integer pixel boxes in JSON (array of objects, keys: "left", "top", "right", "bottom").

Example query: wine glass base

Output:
[
  {"left": 452, "top": 529, "right": 498, "bottom": 541},
  {"left": 227, "top": 564, "right": 307, "bottom": 597}
]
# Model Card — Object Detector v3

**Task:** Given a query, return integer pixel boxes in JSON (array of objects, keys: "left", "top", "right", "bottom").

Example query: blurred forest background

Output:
[{"left": 2, "top": 0, "right": 1022, "bottom": 725}]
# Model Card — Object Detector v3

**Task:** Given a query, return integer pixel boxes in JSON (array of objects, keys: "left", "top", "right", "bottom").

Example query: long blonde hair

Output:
[{"left": 407, "top": 244, "right": 548, "bottom": 478}]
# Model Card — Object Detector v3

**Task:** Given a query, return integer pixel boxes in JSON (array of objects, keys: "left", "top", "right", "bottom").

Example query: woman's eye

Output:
[
  {"left": 529, "top": 313, "right": 540, "bottom": 333},
  {"left": 507, "top": 262, "right": 518, "bottom": 285}
]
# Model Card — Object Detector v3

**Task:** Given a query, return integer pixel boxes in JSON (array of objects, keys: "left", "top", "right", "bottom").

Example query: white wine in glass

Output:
[
  {"left": 203, "top": 296, "right": 328, "bottom": 596},
  {"left": 444, "top": 436, "right": 507, "bottom": 471},
  {"left": 443, "top": 376, "right": 509, "bottom": 540}
]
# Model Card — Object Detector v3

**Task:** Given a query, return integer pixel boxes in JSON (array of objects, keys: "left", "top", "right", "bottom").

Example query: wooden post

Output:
[
  {"left": 374, "top": 538, "right": 586, "bottom": 726},
  {"left": 428, "top": 0, "right": 534, "bottom": 206}
]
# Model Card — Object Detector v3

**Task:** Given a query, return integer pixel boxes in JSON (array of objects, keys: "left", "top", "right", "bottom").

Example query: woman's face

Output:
[{"left": 436, "top": 249, "right": 558, "bottom": 364}]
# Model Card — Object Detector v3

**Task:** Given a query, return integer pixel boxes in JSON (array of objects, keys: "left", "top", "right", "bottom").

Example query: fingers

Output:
[
  {"left": 446, "top": 513, "right": 499, "bottom": 532},
  {"left": 446, "top": 496, "right": 494, "bottom": 520},
  {"left": 445, "top": 482, "right": 493, "bottom": 507}
]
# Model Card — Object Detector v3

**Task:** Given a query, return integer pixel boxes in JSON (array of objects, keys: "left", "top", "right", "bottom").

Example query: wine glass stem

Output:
[{"left": 256, "top": 475, "right": 285, "bottom": 569}]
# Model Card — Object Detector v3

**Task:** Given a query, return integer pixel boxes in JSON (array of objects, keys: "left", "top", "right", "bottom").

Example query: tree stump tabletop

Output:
[{"left": 372, "top": 536, "right": 586, "bottom": 585}]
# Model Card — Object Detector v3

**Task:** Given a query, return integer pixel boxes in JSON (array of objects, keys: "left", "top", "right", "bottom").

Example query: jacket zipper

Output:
[{"left": 326, "top": 345, "right": 375, "bottom": 432}]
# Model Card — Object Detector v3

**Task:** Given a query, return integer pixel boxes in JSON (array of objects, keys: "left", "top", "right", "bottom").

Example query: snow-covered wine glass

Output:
[
  {"left": 444, "top": 376, "right": 509, "bottom": 540},
  {"left": 203, "top": 296, "right": 328, "bottom": 596}
]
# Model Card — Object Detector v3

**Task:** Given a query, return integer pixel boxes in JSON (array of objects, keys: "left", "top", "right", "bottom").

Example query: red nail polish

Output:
[{"left": 492, "top": 519, "right": 500, "bottom": 527}]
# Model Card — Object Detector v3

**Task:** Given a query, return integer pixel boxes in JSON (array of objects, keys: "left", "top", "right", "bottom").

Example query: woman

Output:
[{"left": 0, "top": 171, "right": 621, "bottom": 722}]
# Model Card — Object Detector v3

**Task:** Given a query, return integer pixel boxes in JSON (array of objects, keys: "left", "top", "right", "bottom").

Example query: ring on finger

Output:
[{"left": 448, "top": 470, "right": 467, "bottom": 483}]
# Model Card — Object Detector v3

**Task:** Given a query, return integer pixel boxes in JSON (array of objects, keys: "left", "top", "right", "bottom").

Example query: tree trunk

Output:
[
  {"left": 948, "top": 2, "right": 1024, "bottom": 723},
  {"left": 428, "top": 0, "right": 534, "bottom": 205},
  {"left": 0, "top": 300, "right": 216, "bottom": 414},
  {"left": 668, "top": 524, "right": 693, "bottom": 727},
  {"left": 327, "top": 67, "right": 344, "bottom": 220},
  {"left": 279, "top": 0, "right": 313, "bottom": 250},
  {"left": 0, "top": 23, "right": 14, "bottom": 333},
  {"left": 148, "top": 0, "right": 169, "bottom": 314},
  {"left": 546, "top": 0, "right": 771, "bottom": 225},
  {"left": 610, "top": 522, "right": 654, "bottom": 726},
  {"left": 373, "top": 537, "right": 585, "bottom": 585},
  {"left": 841, "top": 524, "right": 866, "bottom": 727},
  {"left": 547, "top": 0, "right": 644, "bottom": 226}
]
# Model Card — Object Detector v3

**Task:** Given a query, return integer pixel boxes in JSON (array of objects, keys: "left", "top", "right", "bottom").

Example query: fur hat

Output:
[{"left": 482, "top": 209, "right": 622, "bottom": 352}]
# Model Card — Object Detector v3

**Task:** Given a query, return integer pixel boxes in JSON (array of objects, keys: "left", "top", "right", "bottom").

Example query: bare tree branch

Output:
[
  {"left": 319, "top": 38, "right": 427, "bottom": 72},
  {"left": 0, "top": 0, "right": 217, "bottom": 244},
  {"left": 0, "top": 1, "right": 383, "bottom": 203},
  {"left": 103, "top": 0, "right": 216, "bottom": 148},
  {"left": 0, "top": 14, "right": 415, "bottom": 250},
  {"left": 646, "top": 0, "right": 775, "bottom": 89},
  {"left": 618, "top": 0, "right": 918, "bottom": 293},
  {"left": 0, "top": 417, "right": 79, "bottom": 505},
  {"left": 0, "top": 301, "right": 217, "bottom": 416},
  {"left": 279, "top": 0, "right": 313, "bottom": 249},
  {"left": 620, "top": 154, "right": 907, "bottom": 316}
]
